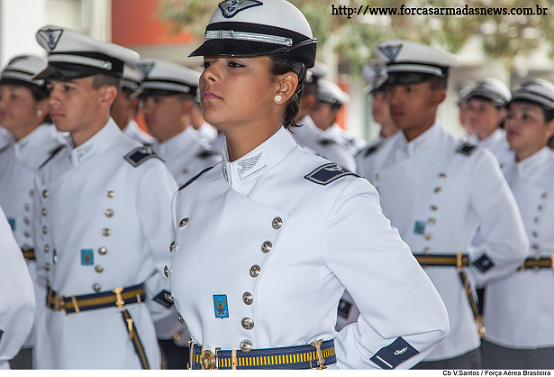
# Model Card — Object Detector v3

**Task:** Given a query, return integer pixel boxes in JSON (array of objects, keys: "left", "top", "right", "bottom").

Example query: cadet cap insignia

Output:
[
  {"left": 370, "top": 337, "right": 419, "bottom": 369},
  {"left": 136, "top": 62, "right": 155, "bottom": 78},
  {"left": 456, "top": 142, "right": 477, "bottom": 156},
  {"left": 305, "top": 163, "right": 360, "bottom": 186},
  {"left": 218, "top": 0, "right": 263, "bottom": 18},
  {"left": 37, "top": 28, "right": 64, "bottom": 51},
  {"left": 124, "top": 146, "right": 163, "bottom": 167},
  {"left": 377, "top": 43, "right": 402, "bottom": 63}
]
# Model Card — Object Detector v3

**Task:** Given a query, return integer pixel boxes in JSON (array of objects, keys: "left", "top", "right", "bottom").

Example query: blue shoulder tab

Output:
[
  {"left": 39, "top": 145, "right": 65, "bottom": 169},
  {"left": 179, "top": 166, "right": 214, "bottom": 191},
  {"left": 456, "top": 142, "right": 477, "bottom": 156},
  {"left": 305, "top": 163, "right": 359, "bottom": 186},
  {"left": 124, "top": 146, "right": 163, "bottom": 167}
]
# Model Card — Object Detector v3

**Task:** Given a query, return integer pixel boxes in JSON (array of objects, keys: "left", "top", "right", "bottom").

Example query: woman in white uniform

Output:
[
  {"left": 481, "top": 79, "right": 554, "bottom": 369},
  {"left": 168, "top": 0, "right": 449, "bottom": 370}
]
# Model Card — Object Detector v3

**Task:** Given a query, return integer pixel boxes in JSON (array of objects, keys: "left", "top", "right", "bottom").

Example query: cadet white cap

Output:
[
  {"left": 307, "top": 61, "right": 328, "bottom": 84},
  {"left": 362, "top": 61, "right": 388, "bottom": 94},
  {"left": 458, "top": 83, "right": 473, "bottom": 104},
  {"left": 509, "top": 79, "right": 554, "bottom": 111},
  {"left": 0, "top": 55, "right": 47, "bottom": 89},
  {"left": 34, "top": 25, "right": 140, "bottom": 80},
  {"left": 376, "top": 39, "right": 460, "bottom": 85},
  {"left": 137, "top": 59, "right": 201, "bottom": 97},
  {"left": 122, "top": 65, "right": 143, "bottom": 92},
  {"left": 464, "top": 78, "right": 511, "bottom": 107},
  {"left": 317, "top": 80, "right": 349, "bottom": 105},
  {"left": 189, "top": 0, "right": 317, "bottom": 68}
]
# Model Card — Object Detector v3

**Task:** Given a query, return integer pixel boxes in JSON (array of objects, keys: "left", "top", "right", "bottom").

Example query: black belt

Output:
[
  {"left": 21, "top": 247, "right": 35, "bottom": 261},
  {"left": 46, "top": 283, "right": 145, "bottom": 314},
  {"left": 520, "top": 256, "right": 554, "bottom": 270},
  {"left": 190, "top": 339, "right": 336, "bottom": 370}
]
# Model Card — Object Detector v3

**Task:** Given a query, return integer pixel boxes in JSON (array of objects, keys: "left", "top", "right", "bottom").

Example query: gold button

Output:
[
  {"left": 431, "top": 205, "right": 438, "bottom": 211},
  {"left": 42, "top": 208, "right": 48, "bottom": 216},
  {"left": 42, "top": 190, "right": 49, "bottom": 198},
  {"left": 178, "top": 313, "right": 184, "bottom": 324},
  {"left": 44, "top": 244, "right": 50, "bottom": 253},
  {"left": 22, "top": 244, "right": 30, "bottom": 251},
  {"left": 107, "top": 190, "right": 115, "bottom": 198},
  {"left": 241, "top": 317, "right": 254, "bottom": 330},
  {"left": 261, "top": 241, "right": 272, "bottom": 253},
  {"left": 250, "top": 265, "right": 261, "bottom": 278},
  {"left": 532, "top": 244, "right": 540, "bottom": 250},
  {"left": 24, "top": 218, "right": 30, "bottom": 225},
  {"left": 423, "top": 247, "right": 431, "bottom": 255},
  {"left": 98, "top": 247, "right": 107, "bottom": 255},
  {"left": 425, "top": 233, "right": 433, "bottom": 240},
  {"left": 439, "top": 173, "right": 447, "bottom": 179},
  {"left": 179, "top": 218, "right": 189, "bottom": 227},
  {"left": 182, "top": 169, "right": 189, "bottom": 175},
  {"left": 428, "top": 218, "right": 436, "bottom": 225},
  {"left": 93, "top": 284, "right": 101, "bottom": 293},
  {"left": 272, "top": 217, "right": 283, "bottom": 230},
  {"left": 434, "top": 187, "right": 442, "bottom": 194},
  {"left": 376, "top": 187, "right": 382, "bottom": 194},
  {"left": 24, "top": 204, "right": 30, "bottom": 211},
  {"left": 95, "top": 265, "right": 104, "bottom": 273},
  {"left": 105, "top": 209, "right": 114, "bottom": 218},
  {"left": 533, "top": 231, "right": 539, "bottom": 238},
  {"left": 102, "top": 228, "right": 111, "bottom": 236},
  {"left": 165, "top": 293, "right": 174, "bottom": 303},
  {"left": 170, "top": 241, "right": 176, "bottom": 252},
  {"left": 24, "top": 231, "right": 31, "bottom": 238},
  {"left": 542, "top": 192, "right": 548, "bottom": 199},
  {"left": 242, "top": 292, "right": 253, "bottom": 305},
  {"left": 535, "top": 252, "right": 541, "bottom": 260},
  {"left": 240, "top": 339, "right": 253, "bottom": 353},
  {"left": 45, "top": 263, "right": 51, "bottom": 271},
  {"left": 29, "top": 190, "right": 35, "bottom": 197},
  {"left": 373, "top": 173, "right": 381, "bottom": 181},
  {"left": 164, "top": 266, "right": 170, "bottom": 278},
  {"left": 42, "top": 226, "right": 48, "bottom": 234},
  {"left": 538, "top": 204, "right": 545, "bottom": 212},
  {"left": 535, "top": 217, "right": 540, "bottom": 224}
]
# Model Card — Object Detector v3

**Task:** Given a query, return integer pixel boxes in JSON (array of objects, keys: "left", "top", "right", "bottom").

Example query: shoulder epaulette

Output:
[
  {"left": 364, "top": 143, "right": 380, "bottom": 157},
  {"left": 39, "top": 145, "right": 65, "bottom": 169},
  {"left": 304, "top": 163, "right": 360, "bottom": 186},
  {"left": 179, "top": 166, "right": 214, "bottom": 191},
  {"left": 456, "top": 142, "right": 477, "bottom": 156},
  {"left": 124, "top": 146, "right": 163, "bottom": 167},
  {"left": 318, "top": 138, "right": 336, "bottom": 146},
  {"left": 197, "top": 149, "right": 219, "bottom": 159}
]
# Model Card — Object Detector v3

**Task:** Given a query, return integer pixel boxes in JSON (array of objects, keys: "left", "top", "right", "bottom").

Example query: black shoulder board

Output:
[
  {"left": 39, "top": 145, "right": 65, "bottom": 169},
  {"left": 364, "top": 143, "right": 380, "bottom": 157},
  {"left": 124, "top": 146, "right": 163, "bottom": 167},
  {"left": 304, "top": 163, "right": 360, "bottom": 186},
  {"left": 318, "top": 138, "right": 336, "bottom": 146},
  {"left": 179, "top": 166, "right": 214, "bottom": 191},
  {"left": 197, "top": 149, "right": 218, "bottom": 159},
  {"left": 456, "top": 142, "right": 477, "bottom": 156}
]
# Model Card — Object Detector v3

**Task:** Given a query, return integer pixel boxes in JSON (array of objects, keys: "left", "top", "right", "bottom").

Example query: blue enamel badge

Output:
[
  {"left": 213, "top": 295, "right": 229, "bottom": 319},
  {"left": 7, "top": 218, "right": 15, "bottom": 231},
  {"left": 81, "top": 249, "right": 94, "bottom": 265},
  {"left": 414, "top": 221, "right": 426, "bottom": 235}
]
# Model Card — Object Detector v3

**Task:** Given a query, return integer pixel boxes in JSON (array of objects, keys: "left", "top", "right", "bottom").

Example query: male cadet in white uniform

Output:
[
  {"left": 112, "top": 65, "right": 155, "bottom": 145},
  {"left": 0, "top": 205, "right": 36, "bottom": 369},
  {"left": 465, "top": 78, "right": 514, "bottom": 168},
  {"left": 139, "top": 59, "right": 221, "bottom": 185},
  {"left": 356, "top": 40, "right": 528, "bottom": 369},
  {"left": 291, "top": 63, "right": 357, "bottom": 171},
  {"left": 31, "top": 26, "right": 178, "bottom": 369},
  {"left": 0, "top": 125, "right": 11, "bottom": 149},
  {"left": 0, "top": 54, "right": 65, "bottom": 369}
]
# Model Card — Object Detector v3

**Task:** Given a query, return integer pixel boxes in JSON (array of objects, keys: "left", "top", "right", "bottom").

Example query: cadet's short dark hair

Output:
[
  {"left": 269, "top": 54, "right": 308, "bottom": 130},
  {"left": 429, "top": 76, "right": 448, "bottom": 91},
  {"left": 92, "top": 74, "right": 122, "bottom": 93}
]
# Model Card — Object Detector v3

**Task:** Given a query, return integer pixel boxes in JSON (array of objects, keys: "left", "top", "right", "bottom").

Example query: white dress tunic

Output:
[
  {"left": 484, "top": 147, "right": 554, "bottom": 349},
  {"left": 354, "top": 121, "right": 528, "bottom": 361},
  {"left": 169, "top": 126, "right": 449, "bottom": 369},
  {"left": 32, "top": 120, "right": 178, "bottom": 369}
]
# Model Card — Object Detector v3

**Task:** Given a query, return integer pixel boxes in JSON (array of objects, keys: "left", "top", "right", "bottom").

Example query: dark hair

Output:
[
  {"left": 429, "top": 76, "right": 448, "bottom": 91},
  {"left": 92, "top": 74, "right": 122, "bottom": 111},
  {"left": 269, "top": 54, "right": 308, "bottom": 130}
]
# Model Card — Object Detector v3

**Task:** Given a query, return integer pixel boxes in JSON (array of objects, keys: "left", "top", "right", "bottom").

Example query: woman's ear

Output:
[{"left": 274, "top": 72, "right": 298, "bottom": 104}]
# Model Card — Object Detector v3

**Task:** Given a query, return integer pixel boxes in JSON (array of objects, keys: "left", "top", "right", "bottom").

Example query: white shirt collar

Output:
[
  {"left": 222, "top": 126, "right": 297, "bottom": 187},
  {"left": 13, "top": 124, "right": 57, "bottom": 161},
  {"left": 468, "top": 128, "right": 505, "bottom": 149},
  {"left": 156, "top": 126, "right": 197, "bottom": 158},
  {"left": 516, "top": 147, "right": 552, "bottom": 178},
  {"left": 398, "top": 120, "right": 442, "bottom": 157},
  {"left": 67, "top": 118, "right": 121, "bottom": 167}
]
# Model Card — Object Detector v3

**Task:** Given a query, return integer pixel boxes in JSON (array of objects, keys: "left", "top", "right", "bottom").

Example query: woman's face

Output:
[
  {"left": 199, "top": 56, "right": 278, "bottom": 132},
  {"left": 0, "top": 85, "right": 43, "bottom": 138},
  {"left": 505, "top": 101, "right": 554, "bottom": 159},
  {"left": 467, "top": 97, "right": 505, "bottom": 140}
]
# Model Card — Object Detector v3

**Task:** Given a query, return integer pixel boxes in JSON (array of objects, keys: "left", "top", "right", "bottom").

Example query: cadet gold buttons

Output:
[
  {"left": 439, "top": 173, "right": 447, "bottom": 179},
  {"left": 542, "top": 192, "right": 548, "bottom": 199},
  {"left": 535, "top": 217, "right": 540, "bottom": 224},
  {"left": 42, "top": 190, "right": 49, "bottom": 198},
  {"left": 105, "top": 209, "right": 114, "bottom": 218},
  {"left": 24, "top": 218, "right": 30, "bottom": 225},
  {"left": 179, "top": 218, "right": 189, "bottom": 227},
  {"left": 434, "top": 187, "right": 442, "bottom": 194},
  {"left": 272, "top": 217, "right": 282, "bottom": 230},
  {"left": 22, "top": 244, "right": 30, "bottom": 251},
  {"left": 178, "top": 313, "right": 184, "bottom": 324},
  {"left": 242, "top": 292, "right": 253, "bottom": 305},
  {"left": 240, "top": 339, "right": 253, "bottom": 353},
  {"left": 45, "top": 263, "right": 51, "bottom": 271},
  {"left": 42, "top": 208, "right": 48, "bottom": 216},
  {"left": 24, "top": 231, "right": 31, "bottom": 238},
  {"left": 165, "top": 293, "right": 174, "bottom": 303},
  {"left": 423, "top": 247, "right": 431, "bottom": 255},
  {"left": 373, "top": 173, "right": 381, "bottom": 181},
  {"left": 538, "top": 204, "right": 545, "bottom": 212},
  {"left": 261, "top": 241, "right": 272, "bottom": 253},
  {"left": 532, "top": 244, "right": 540, "bottom": 250},
  {"left": 425, "top": 233, "right": 433, "bottom": 241},
  {"left": 428, "top": 218, "right": 436, "bottom": 225},
  {"left": 249, "top": 265, "right": 261, "bottom": 277},
  {"left": 102, "top": 228, "right": 111, "bottom": 236},
  {"left": 98, "top": 247, "right": 107, "bottom": 255},
  {"left": 29, "top": 190, "right": 35, "bottom": 197},
  {"left": 44, "top": 244, "right": 50, "bottom": 253},
  {"left": 431, "top": 205, "right": 438, "bottom": 211},
  {"left": 182, "top": 169, "right": 189, "bottom": 175},
  {"left": 533, "top": 231, "right": 539, "bottom": 238},
  {"left": 42, "top": 226, "right": 48, "bottom": 234},
  {"left": 170, "top": 241, "right": 177, "bottom": 252},
  {"left": 241, "top": 317, "right": 254, "bottom": 330},
  {"left": 95, "top": 265, "right": 104, "bottom": 273},
  {"left": 376, "top": 187, "right": 382, "bottom": 194},
  {"left": 164, "top": 266, "right": 170, "bottom": 278},
  {"left": 107, "top": 190, "right": 115, "bottom": 198},
  {"left": 24, "top": 204, "right": 30, "bottom": 211},
  {"left": 93, "top": 284, "right": 101, "bottom": 293}
]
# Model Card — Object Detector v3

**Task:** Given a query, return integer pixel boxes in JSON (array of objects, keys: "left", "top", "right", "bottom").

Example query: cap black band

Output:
[{"left": 35, "top": 51, "right": 125, "bottom": 80}]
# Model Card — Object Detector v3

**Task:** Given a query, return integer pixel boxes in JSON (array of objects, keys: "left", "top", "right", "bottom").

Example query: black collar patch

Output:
[
  {"left": 378, "top": 43, "right": 402, "bottom": 63},
  {"left": 305, "top": 163, "right": 359, "bottom": 186},
  {"left": 124, "top": 146, "right": 163, "bottom": 167},
  {"left": 218, "top": 0, "right": 263, "bottom": 18},
  {"left": 456, "top": 142, "right": 477, "bottom": 156}
]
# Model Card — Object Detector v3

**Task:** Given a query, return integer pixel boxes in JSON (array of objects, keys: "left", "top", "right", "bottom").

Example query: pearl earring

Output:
[
  {"left": 275, "top": 95, "right": 282, "bottom": 102},
  {"left": 37, "top": 110, "right": 43, "bottom": 116}
]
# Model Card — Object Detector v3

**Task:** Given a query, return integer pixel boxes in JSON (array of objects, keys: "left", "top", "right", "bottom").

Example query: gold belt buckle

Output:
[
  {"left": 54, "top": 294, "right": 66, "bottom": 312},
  {"left": 201, "top": 349, "right": 217, "bottom": 370},
  {"left": 310, "top": 339, "right": 328, "bottom": 370}
]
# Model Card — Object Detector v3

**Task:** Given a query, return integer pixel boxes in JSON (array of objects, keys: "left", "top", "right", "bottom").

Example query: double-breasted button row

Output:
[{"left": 241, "top": 317, "right": 254, "bottom": 330}]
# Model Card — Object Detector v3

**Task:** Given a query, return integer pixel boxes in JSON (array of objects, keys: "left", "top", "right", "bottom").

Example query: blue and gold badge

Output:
[
  {"left": 414, "top": 221, "right": 426, "bottom": 235},
  {"left": 81, "top": 249, "right": 93, "bottom": 265},
  {"left": 8, "top": 218, "right": 15, "bottom": 231},
  {"left": 213, "top": 294, "right": 229, "bottom": 319}
]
